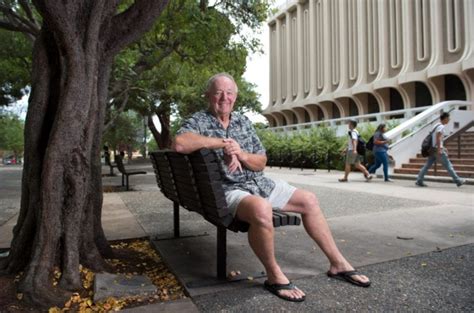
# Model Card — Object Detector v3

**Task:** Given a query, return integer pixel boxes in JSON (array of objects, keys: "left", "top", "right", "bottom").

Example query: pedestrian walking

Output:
[
  {"left": 415, "top": 112, "right": 466, "bottom": 187},
  {"left": 368, "top": 124, "right": 392, "bottom": 181},
  {"left": 339, "top": 120, "right": 372, "bottom": 182}
]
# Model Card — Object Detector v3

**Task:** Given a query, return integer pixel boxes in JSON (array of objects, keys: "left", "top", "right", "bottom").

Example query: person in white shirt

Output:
[
  {"left": 416, "top": 112, "right": 466, "bottom": 187},
  {"left": 339, "top": 120, "right": 372, "bottom": 182}
]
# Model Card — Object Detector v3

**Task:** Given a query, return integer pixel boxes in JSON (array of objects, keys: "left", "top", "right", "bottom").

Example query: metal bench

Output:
[
  {"left": 149, "top": 149, "right": 301, "bottom": 280},
  {"left": 114, "top": 154, "right": 147, "bottom": 191}
]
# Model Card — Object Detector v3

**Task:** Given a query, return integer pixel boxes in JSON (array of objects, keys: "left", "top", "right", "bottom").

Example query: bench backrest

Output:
[
  {"left": 150, "top": 149, "right": 246, "bottom": 231},
  {"left": 114, "top": 155, "right": 127, "bottom": 174}
]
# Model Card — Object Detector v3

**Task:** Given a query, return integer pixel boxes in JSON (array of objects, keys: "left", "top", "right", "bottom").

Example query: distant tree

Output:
[
  {"left": 0, "top": 29, "right": 32, "bottom": 106},
  {"left": 0, "top": 113, "right": 24, "bottom": 158},
  {"left": 0, "top": 0, "right": 170, "bottom": 307},
  {"left": 102, "top": 110, "right": 143, "bottom": 158}
]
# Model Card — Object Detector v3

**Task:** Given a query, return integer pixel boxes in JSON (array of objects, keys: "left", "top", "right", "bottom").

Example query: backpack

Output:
[
  {"left": 349, "top": 131, "right": 366, "bottom": 155},
  {"left": 421, "top": 124, "right": 440, "bottom": 157},
  {"left": 365, "top": 136, "right": 374, "bottom": 151}
]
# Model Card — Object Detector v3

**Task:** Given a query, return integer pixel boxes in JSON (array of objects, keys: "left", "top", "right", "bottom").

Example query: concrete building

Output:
[{"left": 263, "top": 0, "right": 474, "bottom": 128}]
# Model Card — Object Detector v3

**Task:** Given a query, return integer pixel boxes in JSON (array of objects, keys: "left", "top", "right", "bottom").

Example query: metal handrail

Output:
[
  {"left": 445, "top": 120, "right": 474, "bottom": 159},
  {"left": 385, "top": 101, "right": 473, "bottom": 140}
]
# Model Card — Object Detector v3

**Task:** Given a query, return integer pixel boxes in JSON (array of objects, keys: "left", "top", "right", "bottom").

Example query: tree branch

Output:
[
  {"left": 18, "top": 0, "right": 39, "bottom": 28},
  {"left": 105, "top": 0, "right": 169, "bottom": 57},
  {"left": 104, "top": 93, "right": 129, "bottom": 132},
  {"left": 0, "top": 5, "right": 39, "bottom": 37}
]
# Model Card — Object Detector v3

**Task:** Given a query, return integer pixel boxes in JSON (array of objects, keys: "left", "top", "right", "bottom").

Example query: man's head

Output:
[
  {"left": 440, "top": 112, "right": 450, "bottom": 125},
  {"left": 348, "top": 119, "right": 358, "bottom": 130},
  {"left": 205, "top": 73, "right": 238, "bottom": 117}
]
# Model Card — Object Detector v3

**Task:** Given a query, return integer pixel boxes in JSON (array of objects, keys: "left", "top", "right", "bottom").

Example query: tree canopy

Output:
[{"left": 105, "top": 0, "right": 269, "bottom": 147}]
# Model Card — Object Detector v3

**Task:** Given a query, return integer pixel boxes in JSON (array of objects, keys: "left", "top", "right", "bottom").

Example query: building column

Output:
[
  {"left": 309, "top": 0, "right": 317, "bottom": 97},
  {"left": 275, "top": 18, "right": 282, "bottom": 105},
  {"left": 297, "top": 3, "right": 304, "bottom": 100},
  {"left": 285, "top": 12, "right": 292, "bottom": 103}
]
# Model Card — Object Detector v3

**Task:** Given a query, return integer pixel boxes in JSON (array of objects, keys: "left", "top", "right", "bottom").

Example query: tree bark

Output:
[{"left": 0, "top": 0, "right": 169, "bottom": 307}]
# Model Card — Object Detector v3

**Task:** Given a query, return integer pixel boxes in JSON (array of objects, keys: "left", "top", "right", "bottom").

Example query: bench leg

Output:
[
  {"left": 173, "top": 201, "right": 180, "bottom": 238},
  {"left": 125, "top": 175, "right": 129, "bottom": 191},
  {"left": 121, "top": 174, "right": 125, "bottom": 186},
  {"left": 109, "top": 166, "right": 114, "bottom": 176},
  {"left": 217, "top": 226, "right": 227, "bottom": 280}
]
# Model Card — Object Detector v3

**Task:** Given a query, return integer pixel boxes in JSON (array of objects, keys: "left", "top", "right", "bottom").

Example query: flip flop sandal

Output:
[
  {"left": 327, "top": 270, "right": 371, "bottom": 287},
  {"left": 264, "top": 280, "right": 305, "bottom": 302}
]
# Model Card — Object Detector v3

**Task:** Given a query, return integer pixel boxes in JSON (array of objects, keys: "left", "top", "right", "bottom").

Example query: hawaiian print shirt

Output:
[{"left": 177, "top": 110, "right": 276, "bottom": 197}]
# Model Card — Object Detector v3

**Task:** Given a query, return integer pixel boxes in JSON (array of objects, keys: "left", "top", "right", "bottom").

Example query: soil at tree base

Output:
[{"left": 0, "top": 238, "right": 186, "bottom": 312}]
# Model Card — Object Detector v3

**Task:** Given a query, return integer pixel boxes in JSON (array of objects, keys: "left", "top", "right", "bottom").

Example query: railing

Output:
[
  {"left": 445, "top": 120, "right": 474, "bottom": 159},
  {"left": 385, "top": 101, "right": 474, "bottom": 174},
  {"left": 267, "top": 106, "right": 432, "bottom": 134},
  {"left": 384, "top": 101, "right": 472, "bottom": 141}
]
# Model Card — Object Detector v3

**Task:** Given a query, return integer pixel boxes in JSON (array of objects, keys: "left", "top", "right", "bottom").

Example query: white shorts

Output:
[{"left": 225, "top": 179, "right": 297, "bottom": 216}]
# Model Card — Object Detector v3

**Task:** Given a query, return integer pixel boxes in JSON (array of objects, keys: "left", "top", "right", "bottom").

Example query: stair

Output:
[{"left": 394, "top": 130, "right": 474, "bottom": 179}]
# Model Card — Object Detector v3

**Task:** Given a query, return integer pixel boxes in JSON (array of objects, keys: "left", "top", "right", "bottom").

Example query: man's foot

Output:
[
  {"left": 456, "top": 179, "right": 466, "bottom": 187},
  {"left": 364, "top": 174, "right": 373, "bottom": 181},
  {"left": 415, "top": 181, "right": 428, "bottom": 187},
  {"left": 327, "top": 270, "right": 371, "bottom": 287},
  {"left": 338, "top": 178, "right": 348, "bottom": 182},
  {"left": 264, "top": 281, "right": 305, "bottom": 302},
  {"left": 384, "top": 179, "right": 393, "bottom": 182},
  {"left": 328, "top": 263, "right": 370, "bottom": 287}
]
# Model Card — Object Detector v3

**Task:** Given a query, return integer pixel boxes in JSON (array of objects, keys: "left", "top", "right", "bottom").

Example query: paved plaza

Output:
[{"left": 0, "top": 163, "right": 473, "bottom": 312}]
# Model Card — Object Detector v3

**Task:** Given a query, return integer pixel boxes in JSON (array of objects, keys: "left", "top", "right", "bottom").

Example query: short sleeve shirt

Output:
[
  {"left": 432, "top": 124, "right": 445, "bottom": 148},
  {"left": 347, "top": 129, "right": 359, "bottom": 151},
  {"left": 177, "top": 111, "right": 276, "bottom": 197},
  {"left": 373, "top": 131, "right": 389, "bottom": 152}
]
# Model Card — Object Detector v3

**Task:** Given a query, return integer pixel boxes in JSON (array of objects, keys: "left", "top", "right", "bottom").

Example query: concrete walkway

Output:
[{"left": 1, "top": 164, "right": 473, "bottom": 312}]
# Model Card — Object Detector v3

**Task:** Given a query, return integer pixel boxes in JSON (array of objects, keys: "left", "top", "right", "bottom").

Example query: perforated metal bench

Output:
[{"left": 149, "top": 149, "right": 301, "bottom": 279}]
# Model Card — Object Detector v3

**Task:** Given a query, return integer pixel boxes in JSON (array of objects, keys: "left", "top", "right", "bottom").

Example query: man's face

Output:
[
  {"left": 441, "top": 117, "right": 450, "bottom": 125},
  {"left": 207, "top": 76, "right": 237, "bottom": 117}
]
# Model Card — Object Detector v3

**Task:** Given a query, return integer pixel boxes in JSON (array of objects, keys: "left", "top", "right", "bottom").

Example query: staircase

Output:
[{"left": 394, "top": 129, "right": 474, "bottom": 179}]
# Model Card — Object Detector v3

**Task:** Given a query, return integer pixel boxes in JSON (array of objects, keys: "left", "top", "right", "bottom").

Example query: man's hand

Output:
[
  {"left": 224, "top": 153, "right": 242, "bottom": 173},
  {"left": 223, "top": 138, "right": 244, "bottom": 160}
]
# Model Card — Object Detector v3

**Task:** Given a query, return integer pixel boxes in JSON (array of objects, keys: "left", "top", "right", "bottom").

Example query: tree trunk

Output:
[{"left": 0, "top": 0, "right": 169, "bottom": 307}]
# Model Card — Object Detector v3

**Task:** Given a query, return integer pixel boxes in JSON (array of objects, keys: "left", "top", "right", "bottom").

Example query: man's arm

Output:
[
  {"left": 223, "top": 139, "right": 267, "bottom": 171},
  {"left": 436, "top": 131, "right": 443, "bottom": 155},
  {"left": 173, "top": 132, "right": 226, "bottom": 154},
  {"left": 352, "top": 138, "right": 358, "bottom": 154}
]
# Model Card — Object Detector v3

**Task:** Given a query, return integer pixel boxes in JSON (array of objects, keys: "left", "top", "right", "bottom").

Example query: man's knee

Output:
[
  {"left": 288, "top": 189, "right": 321, "bottom": 215},
  {"left": 236, "top": 196, "right": 273, "bottom": 227},
  {"left": 300, "top": 191, "right": 321, "bottom": 214}
]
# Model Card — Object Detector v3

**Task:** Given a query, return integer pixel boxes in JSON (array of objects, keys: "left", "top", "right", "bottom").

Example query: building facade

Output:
[{"left": 263, "top": 0, "right": 474, "bottom": 127}]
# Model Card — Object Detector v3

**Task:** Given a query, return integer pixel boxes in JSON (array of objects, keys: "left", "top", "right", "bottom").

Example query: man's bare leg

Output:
[
  {"left": 340, "top": 163, "right": 351, "bottom": 181},
  {"left": 282, "top": 189, "right": 369, "bottom": 284},
  {"left": 236, "top": 195, "right": 305, "bottom": 300},
  {"left": 355, "top": 163, "right": 370, "bottom": 177}
]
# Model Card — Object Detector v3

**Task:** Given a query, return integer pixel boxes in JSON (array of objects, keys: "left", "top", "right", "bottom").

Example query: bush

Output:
[{"left": 257, "top": 126, "right": 346, "bottom": 170}]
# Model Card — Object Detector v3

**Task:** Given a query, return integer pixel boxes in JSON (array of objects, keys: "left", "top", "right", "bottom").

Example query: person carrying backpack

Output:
[
  {"left": 339, "top": 120, "right": 372, "bottom": 182},
  {"left": 368, "top": 123, "right": 392, "bottom": 181},
  {"left": 415, "top": 112, "right": 466, "bottom": 187}
]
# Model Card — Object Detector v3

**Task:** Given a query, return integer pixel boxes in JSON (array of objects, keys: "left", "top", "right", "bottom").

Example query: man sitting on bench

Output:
[{"left": 172, "top": 73, "right": 371, "bottom": 302}]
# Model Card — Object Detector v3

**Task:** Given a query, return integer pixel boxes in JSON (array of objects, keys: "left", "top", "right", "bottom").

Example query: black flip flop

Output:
[
  {"left": 327, "top": 270, "right": 371, "bottom": 287},
  {"left": 264, "top": 280, "right": 305, "bottom": 302}
]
